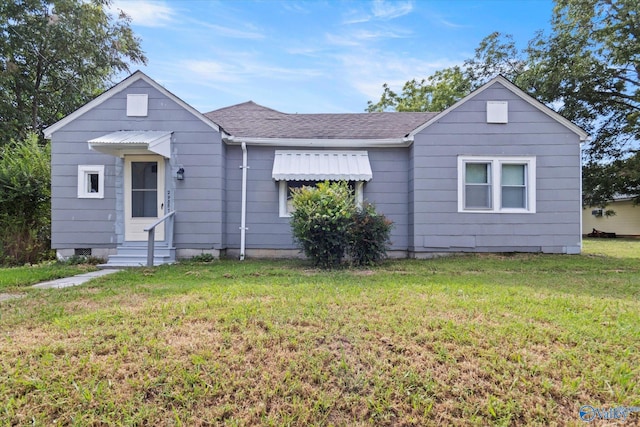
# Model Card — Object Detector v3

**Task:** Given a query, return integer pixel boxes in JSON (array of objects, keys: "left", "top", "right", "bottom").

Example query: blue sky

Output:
[{"left": 110, "top": 0, "right": 554, "bottom": 114}]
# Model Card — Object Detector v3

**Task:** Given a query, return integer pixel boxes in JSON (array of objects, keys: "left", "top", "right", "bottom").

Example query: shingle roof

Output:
[{"left": 204, "top": 101, "right": 438, "bottom": 139}]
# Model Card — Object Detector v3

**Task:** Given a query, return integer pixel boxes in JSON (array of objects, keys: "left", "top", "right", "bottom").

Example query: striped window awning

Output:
[
  {"left": 88, "top": 130, "right": 172, "bottom": 158},
  {"left": 272, "top": 150, "right": 373, "bottom": 181}
]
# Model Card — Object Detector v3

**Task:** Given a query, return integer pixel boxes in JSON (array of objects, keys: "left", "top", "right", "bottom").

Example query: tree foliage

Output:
[
  {"left": 0, "top": 134, "right": 51, "bottom": 264},
  {"left": 523, "top": 0, "right": 639, "bottom": 163},
  {"left": 366, "top": 66, "right": 471, "bottom": 112},
  {"left": 521, "top": 0, "right": 639, "bottom": 206},
  {"left": 0, "top": 0, "right": 146, "bottom": 143}
]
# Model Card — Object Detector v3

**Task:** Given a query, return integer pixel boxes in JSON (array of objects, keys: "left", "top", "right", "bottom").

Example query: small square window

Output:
[{"left": 78, "top": 165, "right": 104, "bottom": 199}]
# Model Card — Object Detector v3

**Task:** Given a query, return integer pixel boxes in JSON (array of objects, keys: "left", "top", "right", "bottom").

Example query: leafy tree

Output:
[
  {"left": 523, "top": 0, "right": 639, "bottom": 163},
  {"left": 366, "top": 66, "right": 471, "bottom": 112},
  {"left": 522, "top": 0, "right": 639, "bottom": 205},
  {"left": 0, "top": 134, "right": 51, "bottom": 264},
  {"left": 464, "top": 32, "right": 527, "bottom": 88},
  {"left": 0, "top": 0, "right": 146, "bottom": 143}
]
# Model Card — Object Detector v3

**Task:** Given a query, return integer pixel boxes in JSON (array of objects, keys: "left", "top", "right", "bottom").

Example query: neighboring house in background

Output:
[
  {"left": 44, "top": 72, "right": 588, "bottom": 266},
  {"left": 583, "top": 196, "right": 640, "bottom": 237}
]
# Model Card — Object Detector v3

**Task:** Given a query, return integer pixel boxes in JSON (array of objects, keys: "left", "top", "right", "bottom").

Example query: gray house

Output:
[{"left": 45, "top": 71, "right": 588, "bottom": 266}]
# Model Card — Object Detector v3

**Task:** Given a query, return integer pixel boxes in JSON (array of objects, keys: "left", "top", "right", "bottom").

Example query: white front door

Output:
[{"left": 124, "top": 155, "right": 165, "bottom": 241}]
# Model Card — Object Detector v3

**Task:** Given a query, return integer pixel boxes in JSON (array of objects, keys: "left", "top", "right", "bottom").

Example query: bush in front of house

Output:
[
  {"left": 347, "top": 203, "right": 393, "bottom": 266},
  {"left": 290, "top": 181, "right": 355, "bottom": 269},
  {"left": 0, "top": 135, "right": 52, "bottom": 265},
  {"left": 290, "top": 181, "right": 392, "bottom": 268}
]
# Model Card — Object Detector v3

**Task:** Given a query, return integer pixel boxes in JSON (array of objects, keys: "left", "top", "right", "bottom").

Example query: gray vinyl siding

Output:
[
  {"left": 51, "top": 79, "right": 222, "bottom": 250},
  {"left": 411, "top": 82, "right": 582, "bottom": 254},
  {"left": 224, "top": 146, "right": 410, "bottom": 251}
]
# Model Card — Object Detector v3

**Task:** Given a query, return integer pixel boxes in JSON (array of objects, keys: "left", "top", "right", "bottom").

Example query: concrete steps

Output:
[{"left": 100, "top": 242, "right": 176, "bottom": 268}]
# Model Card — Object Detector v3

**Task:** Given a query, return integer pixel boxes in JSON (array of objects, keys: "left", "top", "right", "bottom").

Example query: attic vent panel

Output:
[
  {"left": 487, "top": 101, "right": 508, "bottom": 124},
  {"left": 127, "top": 94, "right": 148, "bottom": 117}
]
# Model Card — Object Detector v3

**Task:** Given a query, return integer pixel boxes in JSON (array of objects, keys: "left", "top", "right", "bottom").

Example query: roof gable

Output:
[
  {"left": 44, "top": 71, "right": 219, "bottom": 138},
  {"left": 408, "top": 75, "right": 589, "bottom": 141}
]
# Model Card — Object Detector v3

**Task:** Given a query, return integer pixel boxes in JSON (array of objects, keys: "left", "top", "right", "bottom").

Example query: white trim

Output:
[
  {"left": 77, "top": 165, "right": 104, "bottom": 199},
  {"left": 409, "top": 76, "right": 589, "bottom": 141},
  {"left": 457, "top": 156, "right": 536, "bottom": 214},
  {"left": 44, "top": 71, "right": 219, "bottom": 138},
  {"left": 279, "top": 180, "right": 289, "bottom": 217},
  {"left": 224, "top": 135, "right": 412, "bottom": 148}
]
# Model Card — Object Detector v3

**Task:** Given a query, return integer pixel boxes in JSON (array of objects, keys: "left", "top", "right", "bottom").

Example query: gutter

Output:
[
  {"left": 240, "top": 142, "right": 248, "bottom": 260},
  {"left": 223, "top": 136, "right": 413, "bottom": 148}
]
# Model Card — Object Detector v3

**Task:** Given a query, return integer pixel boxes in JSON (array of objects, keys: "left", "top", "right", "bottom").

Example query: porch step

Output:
[{"left": 100, "top": 243, "right": 176, "bottom": 268}]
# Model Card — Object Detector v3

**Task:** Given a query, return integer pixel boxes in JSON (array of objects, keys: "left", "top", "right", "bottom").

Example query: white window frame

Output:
[
  {"left": 77, "top": 165, "right": 105, "bottom": 199},
  {"left": 278, "top": 180, "right": 364, "bottom": 218},
  {"left": 457, "top": 156, "right": 536, "bottom": 213}
]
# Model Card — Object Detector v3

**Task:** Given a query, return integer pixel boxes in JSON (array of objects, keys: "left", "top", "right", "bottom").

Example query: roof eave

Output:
[{"left": 223, "top": 135, "right": 413, "bottom": 148}]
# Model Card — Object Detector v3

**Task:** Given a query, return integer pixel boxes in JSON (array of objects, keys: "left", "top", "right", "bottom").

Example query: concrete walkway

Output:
[
  {"left": 0, "top": 269, "right": 121, "bottom": 303},
  {"left": 31, "top": 269, "right": 121, "bottom": 289}
]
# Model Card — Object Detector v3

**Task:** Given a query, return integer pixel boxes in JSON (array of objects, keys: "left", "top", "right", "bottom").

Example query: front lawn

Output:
[
  {"left": 0, "top": 242, "right": 638, "bottom": 425},
  {"left": 0, "top": 262, "right": 98, "bottom": 293}
]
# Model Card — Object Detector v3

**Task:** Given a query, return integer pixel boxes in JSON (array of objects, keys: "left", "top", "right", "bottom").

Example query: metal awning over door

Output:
[{"left": 88, "top": 130, "right": 172, "bottom": 158}]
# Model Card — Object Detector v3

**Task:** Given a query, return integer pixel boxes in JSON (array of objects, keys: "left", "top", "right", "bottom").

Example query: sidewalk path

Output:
[
  {"left": 31, "top": 269, "right": 121, "bottom": 289},
  {"left": 0, "top": 269, "right": 121, "bottom": 303}
]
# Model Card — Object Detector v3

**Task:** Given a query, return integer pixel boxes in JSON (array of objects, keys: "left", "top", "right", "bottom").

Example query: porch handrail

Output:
[{"left": 143, "top": 211, "right": 176, "bottom": 267}]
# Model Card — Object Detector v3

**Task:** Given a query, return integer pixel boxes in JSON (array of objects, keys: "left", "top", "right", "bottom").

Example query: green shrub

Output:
[
  {"left": 290, "top": 181, "right": 356, "bottom": 268},
  {"left": 290, "top": 181, "right": 393, "bottom": 269},
  {"left": 0, "top": 134, "right": 51, "bottom": 265},
  {"left": 189, "top": 253, "right": 216, "bottom": 263},
  {"left": 348, "top": 203, "right": 393, "bottom": 266},
  {"left": 59, "top": 255, "right": 104, "bottom": 266}
]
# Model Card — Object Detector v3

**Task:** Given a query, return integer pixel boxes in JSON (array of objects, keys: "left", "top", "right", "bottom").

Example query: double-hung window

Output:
[{"left": 458, "top": 156, "right": 535, "bottom": 213}]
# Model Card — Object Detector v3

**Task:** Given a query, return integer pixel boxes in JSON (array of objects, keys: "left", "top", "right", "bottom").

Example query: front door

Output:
[{"left": 124, "top": 155, "right": 165, "bottom": 241}]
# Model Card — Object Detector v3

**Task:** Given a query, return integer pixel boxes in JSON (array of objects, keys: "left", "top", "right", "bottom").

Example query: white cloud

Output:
[
  {"left": 334, "top": 50, "right": 460, "bottom": 101},
  {"left": 181, "top": 60, "right": 241, "bottom": 84},
  {"left": 372, "top": 0, "right": 413, "bottom": 20},
  {"left": 342, "top": 0, "right": 413, "bottom": 24},
  {"left": 351, "top": 29, "right": 412, "bottom": 40},
  {"left": 197, "top": 22, "right": 265, "bottom": 40},
  {"left": 325, "top": 28, "right": 411, "bottom": 48},
  {"left": 182, "top": 56, "right": 323, "bottom": 86},
  {"left": 111, "top": 0, "right": 175, "bottom": 27}
]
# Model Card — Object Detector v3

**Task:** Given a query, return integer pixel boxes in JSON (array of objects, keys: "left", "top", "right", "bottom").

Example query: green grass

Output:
[
  {"left": 0, "top": 241, "right": 638, "bottom": 426},
  {"left": 0, "top": 262, "right": 98, "bottom": 292}
]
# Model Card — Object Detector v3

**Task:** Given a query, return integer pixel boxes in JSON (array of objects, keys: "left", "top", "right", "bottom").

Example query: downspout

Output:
[{"left": 240, "top": 142, "right": 248, "bottom": 260}]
